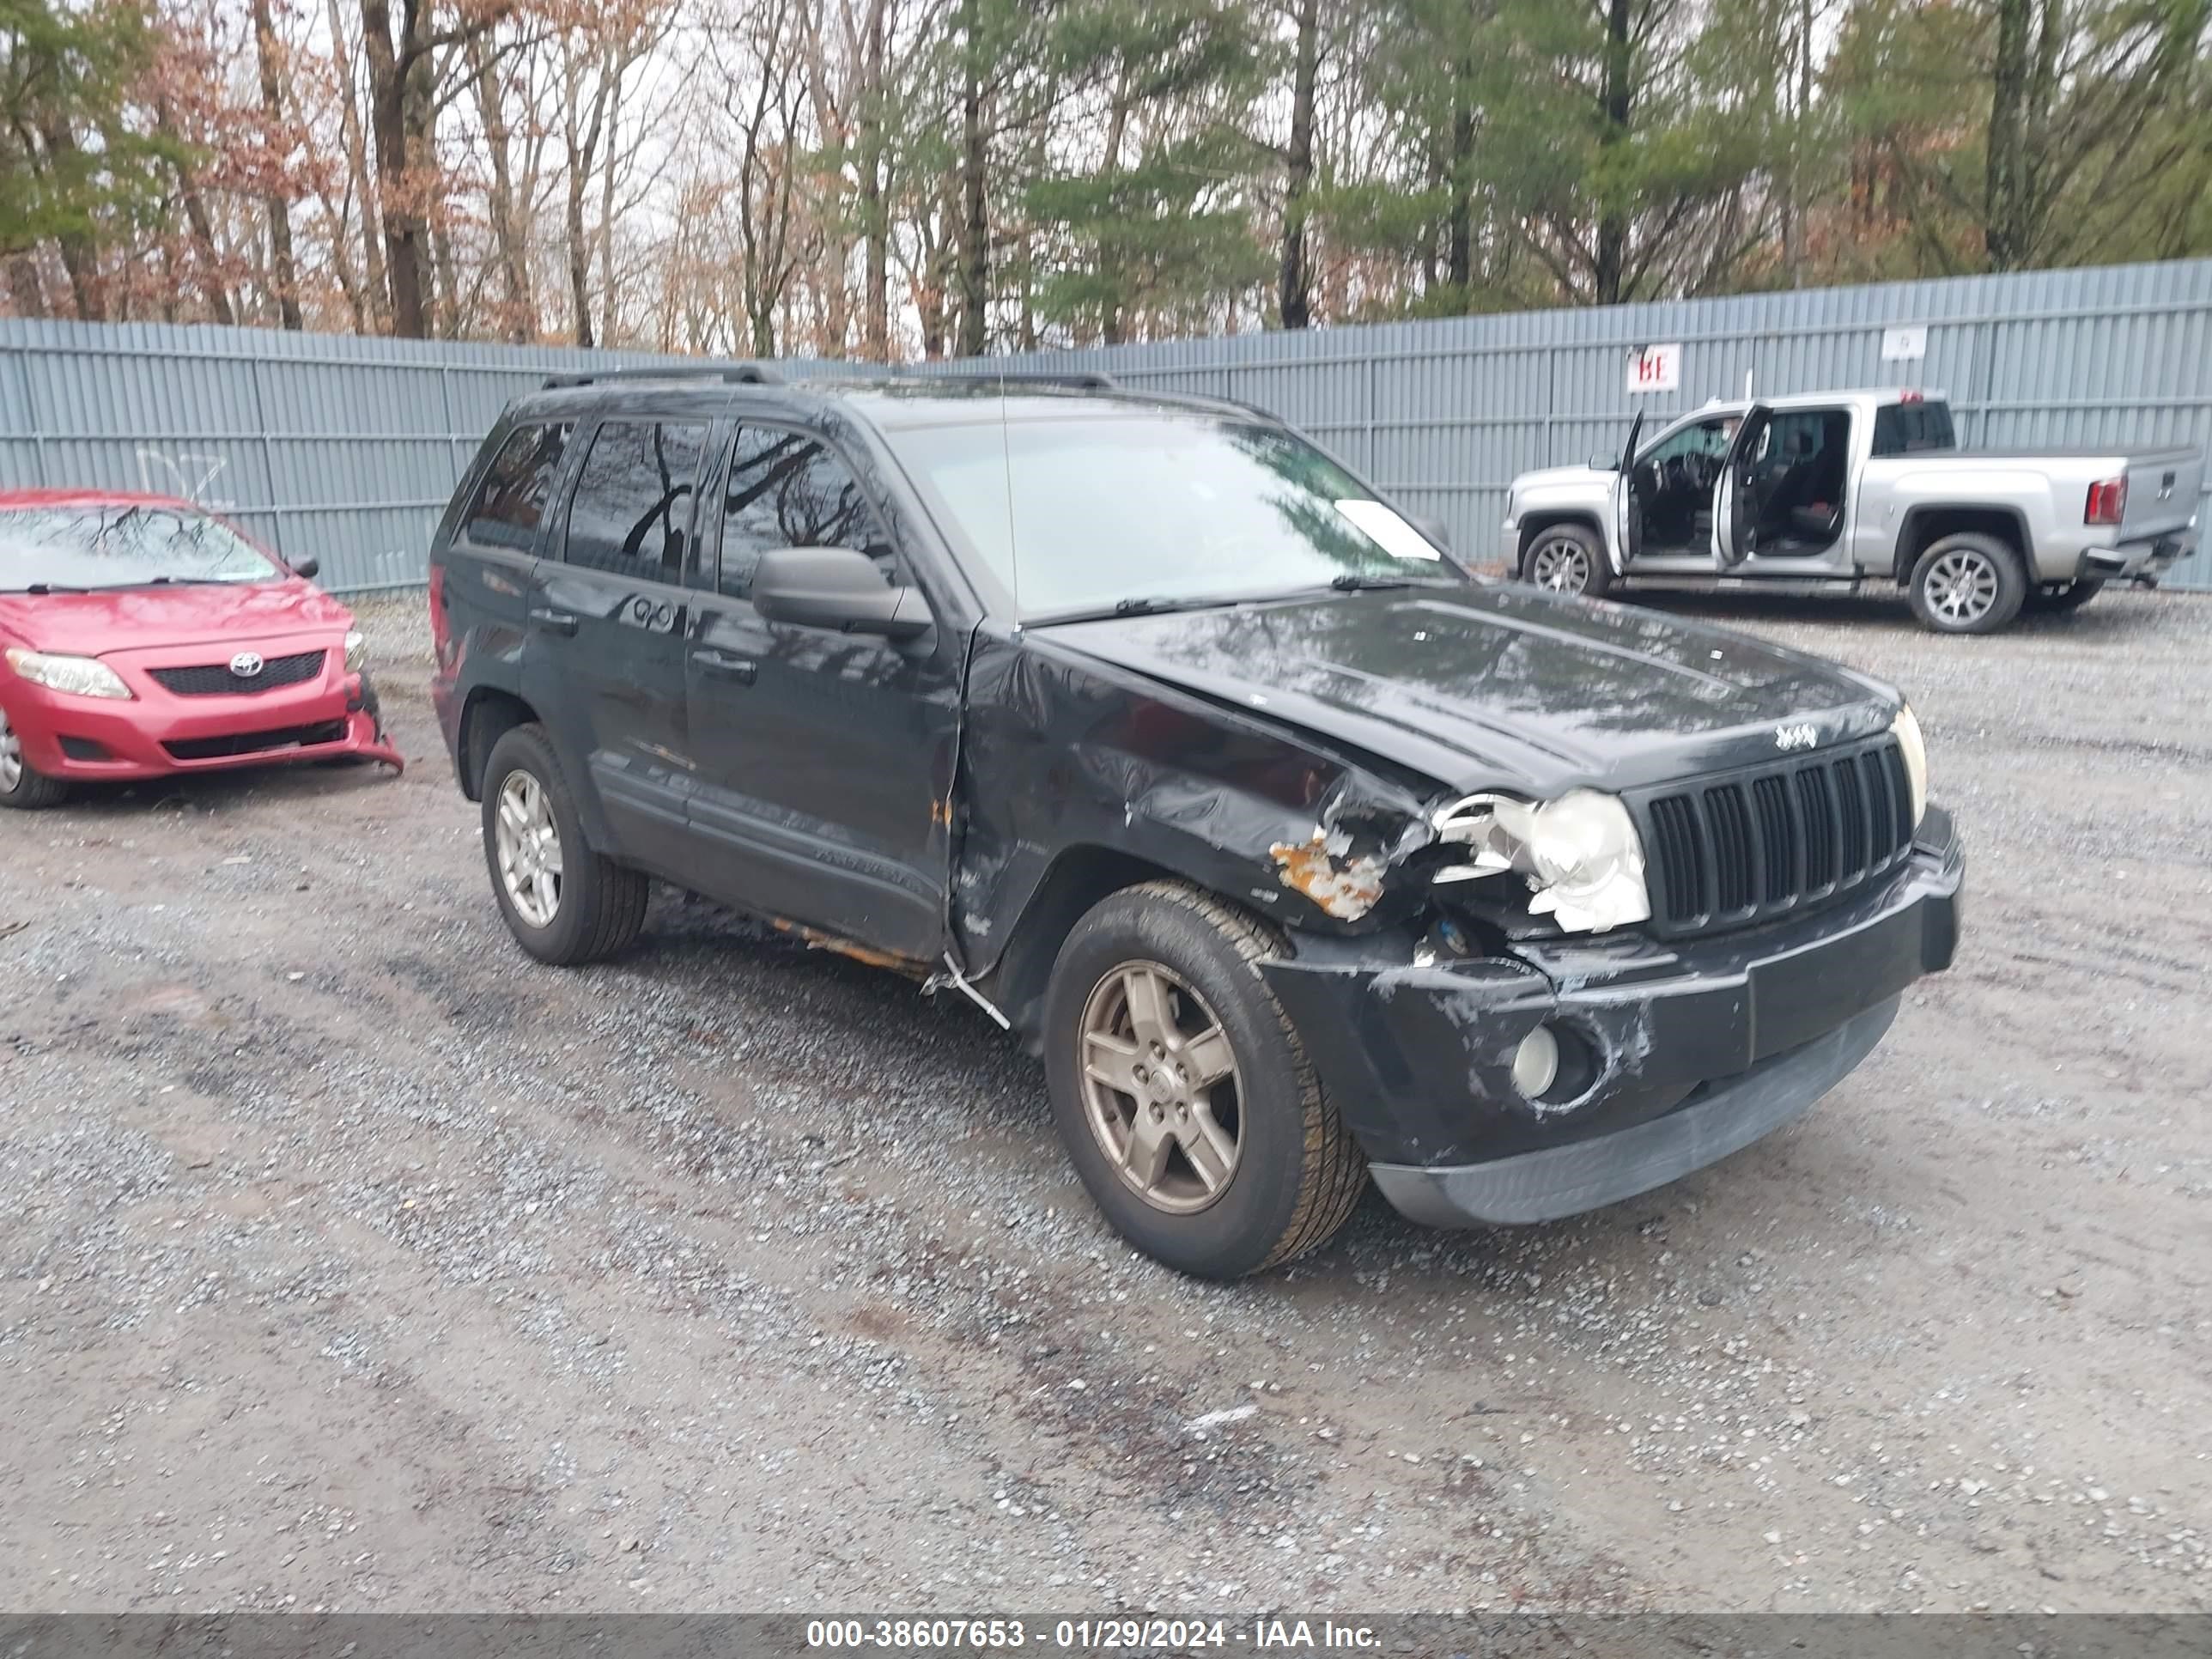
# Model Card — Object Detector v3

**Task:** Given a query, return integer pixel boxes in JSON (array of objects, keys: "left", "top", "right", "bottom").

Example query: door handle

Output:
[
  {"left": 528, "top": 606, "right": 580, "bottom": 637},
  {"left": 690, "top": 648, "right": 757, "bottom": 685}
]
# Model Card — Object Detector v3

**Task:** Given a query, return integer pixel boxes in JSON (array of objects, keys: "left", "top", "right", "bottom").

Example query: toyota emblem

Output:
[{"left": 229, "top": 651, "right": 265, "bottom": 678}]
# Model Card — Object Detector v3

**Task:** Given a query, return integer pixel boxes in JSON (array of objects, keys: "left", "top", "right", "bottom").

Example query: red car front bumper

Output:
[{"left": 3, "top": 633, "right": 402, "bottom": 781}]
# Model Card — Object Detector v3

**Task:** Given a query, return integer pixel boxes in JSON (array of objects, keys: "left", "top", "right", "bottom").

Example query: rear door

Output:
[
  {"left": 683, "top": 420, "right": 960, "bottom": 960},
  {"left": 1711, "top": 404, "right": 1773, "bottom": 568},
  {"left": 521, "top": 415, "right": 711, "bottom": 875}
]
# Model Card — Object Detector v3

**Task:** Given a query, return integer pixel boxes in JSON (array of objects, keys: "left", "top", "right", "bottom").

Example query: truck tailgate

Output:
[{"left": 2122, "top": 447, "right": 2204, "bottom": 542}]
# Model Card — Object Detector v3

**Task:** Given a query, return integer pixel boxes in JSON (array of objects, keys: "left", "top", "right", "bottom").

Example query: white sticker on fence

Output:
[
  {"left": 1626, "top": 343, "right": 1680, "bottom": 395},
  {"left": 1881, "top": 325, "right": 1928, "bottom": 362}
]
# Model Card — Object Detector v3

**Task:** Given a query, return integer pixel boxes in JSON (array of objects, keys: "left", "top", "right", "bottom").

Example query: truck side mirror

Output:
[{"left": 753, "top": 544, "right": 931, "bottom": 641}]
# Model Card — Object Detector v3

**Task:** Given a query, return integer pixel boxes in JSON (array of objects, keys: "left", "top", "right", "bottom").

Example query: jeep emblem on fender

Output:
[
  {"left": 1775, "top": 722, "right": 1818, "bottom": 751},
  {"left": 229, "top": 651, "right": 265, "bottom": 678}
]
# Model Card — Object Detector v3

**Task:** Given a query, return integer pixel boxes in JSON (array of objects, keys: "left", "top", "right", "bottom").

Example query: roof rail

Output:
[
  {"left": 540, "top": 363, "right": 784, "bottom": 390},
  {"left": 911, "top": 368, "right": 1120, "bottom": 392}
]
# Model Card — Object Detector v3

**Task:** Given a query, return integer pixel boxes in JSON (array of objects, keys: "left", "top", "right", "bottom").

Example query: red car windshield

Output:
[{"left": 0, "top": 503, "right": 280, "bottom": 592}]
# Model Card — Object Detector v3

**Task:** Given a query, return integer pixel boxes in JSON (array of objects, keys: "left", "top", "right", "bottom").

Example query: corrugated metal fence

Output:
[{"left": 3, "top": 257, "right": 2209, "bottom": 593}]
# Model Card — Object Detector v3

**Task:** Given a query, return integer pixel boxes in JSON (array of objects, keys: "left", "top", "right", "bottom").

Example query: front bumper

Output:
[
  {"left": 4, "top": 652, "right": 400, "bottom": 781},
  {"left": 1261, "top": 806, "right": 1964, "bottom": 1226}
]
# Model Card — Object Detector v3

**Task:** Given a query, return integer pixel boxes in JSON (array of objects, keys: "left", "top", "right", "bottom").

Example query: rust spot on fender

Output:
[{"left": 1268, "top": 830, "right": 1387, "bottom": 921}]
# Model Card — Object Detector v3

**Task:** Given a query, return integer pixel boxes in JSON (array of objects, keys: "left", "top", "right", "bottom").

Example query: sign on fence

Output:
[
  {"left": 1881, "top": 325, "right": 1929, "bottom": 362},
  {"left": 1626, "top": 343, "right": 1681, "bottom": 394}
]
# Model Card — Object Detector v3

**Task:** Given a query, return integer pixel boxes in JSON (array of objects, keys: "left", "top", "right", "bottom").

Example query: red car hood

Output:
[{"left": 0, "top": 580, "right": 352, "bottom": 656}]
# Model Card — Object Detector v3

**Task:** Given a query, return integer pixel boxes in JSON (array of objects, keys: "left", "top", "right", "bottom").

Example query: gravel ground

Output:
[{"left": 2, "top": 583, "right": 2208, "bottom": 1616}]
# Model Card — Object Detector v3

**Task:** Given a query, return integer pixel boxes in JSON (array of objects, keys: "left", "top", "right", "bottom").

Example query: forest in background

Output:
[{"left": 3, "top": 0, "right": 2210, "bottom": 358}]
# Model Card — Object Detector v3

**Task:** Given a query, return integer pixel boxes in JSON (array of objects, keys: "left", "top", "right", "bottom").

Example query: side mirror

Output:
[
  {"left": 290, "top": 556, "right": 320, "bottom": 580},
  {"left": 753, "top": 544, "right": 931, "bottom": 641},
  {"left": 1411, "top": 514, "right": 1451, "bottom": 552},
  {"left": 1589, "top": 453, "right": 1614, "bottom": 471}
]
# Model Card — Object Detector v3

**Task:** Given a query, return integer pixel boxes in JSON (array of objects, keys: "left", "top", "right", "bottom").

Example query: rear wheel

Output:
[
  {"left": 1907, "top": 532, "right": 2027, "bottom": 635},
  {"left": 0, "top": 706, "right": 69, "bottom": 810},
  {"left": 2027, "top": 577, "right": 2106, "bottom": 614},
  {"left": 1522, "top": 525, "right": 1612, "bottom": 599},
  {"left": 1042, "top": 880, "right": 1366, "bottom": 1279},
  {"left": 480, "top": 724, "right": 647, "bottom": 964}
]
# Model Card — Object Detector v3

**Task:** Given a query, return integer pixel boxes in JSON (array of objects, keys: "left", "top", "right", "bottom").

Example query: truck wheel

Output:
[
  {"left": 1042, "top": 880, "right": 1367, "bottom": 1279},
  {"left": 1907, "top": 533, "right": 2027, "bottom": 635},
  {"left": 0, "top": 705, "right": 69, "bottom": 810},
  {"left": 1523, "top": 526, "right": 1612, "bottom": 599},
  {"left": 480, "top": 723, "right": 648, "bottom": 965},
  {"left": 2027, "top": 578, "right": 2106, "bottom": 614}
]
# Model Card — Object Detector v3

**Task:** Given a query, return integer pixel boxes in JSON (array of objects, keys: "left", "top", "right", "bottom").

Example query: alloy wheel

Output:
[
  {"left": 1924, "top": 547, "right": 2001, "bottom": 626},
  {"left": 1076, "top": 960, "right": 1243, "bottom": 1214},
  {"left": 1528, "top": 537, "right": 1592, "bottom": 593},
  {"left": 495, "top": 769, "right": 564, "bottom": 927},
  {"left": 0, "top": 708, "right": 21, "bottom": 793}
]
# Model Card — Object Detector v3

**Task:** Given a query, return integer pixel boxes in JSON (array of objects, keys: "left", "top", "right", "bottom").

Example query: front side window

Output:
[
  {"left": 563, "top": 420, "right": 709, "bottom": 575},
  {"left": 465, "top": 422, "right": 574, "bottom": 552},
  {"left": 718, "top": 425, "right": 882, "bottom": 599},
  {"left": 0, "top": 503, "right": 280, "bottom": 592},
  {"left": 883, "top": 413, "right": 1457, "bottom": 622},
  {"left": 1642, "top": 417, "right": 1734, "bottom": 468}
]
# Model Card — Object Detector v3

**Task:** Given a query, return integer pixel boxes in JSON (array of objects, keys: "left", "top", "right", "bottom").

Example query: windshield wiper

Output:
[
  {"left": 1025, "top": 593, "right": 1251, "bottom": 627},
  {"left": 146, "top": 575, "right": 228, "bottom": 586},
  {"left": 15, "top": 583, "right": 91, "bottom": 595}
]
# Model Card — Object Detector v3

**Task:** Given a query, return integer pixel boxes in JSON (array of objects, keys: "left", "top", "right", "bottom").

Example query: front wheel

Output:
[
  {"left": 0, "top": 705, "right": 69, "bottom": 810},
  {"left": 479, "top": 724, "right": 648, "bottom": 964},
  {"left": 1907, "top": 533, "right": 2027, "bottom": 635},
  {"left": 1042, "top": 880, "right": 1367, "bottom": 1279},
  {"left": 1522, "top": 525, "right": 1612, "bottom": 599}
]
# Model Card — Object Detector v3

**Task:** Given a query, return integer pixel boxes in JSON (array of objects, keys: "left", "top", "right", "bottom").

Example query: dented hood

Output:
[{"left": 1037, "top": 583, "right": 1898, "bottom": 795}]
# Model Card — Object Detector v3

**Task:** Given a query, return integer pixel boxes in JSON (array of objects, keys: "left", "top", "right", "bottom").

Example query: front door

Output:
[
  {"left": 683, "top": 421, "right": 961, "bottom": 963},
  {"left": 1606, "top": 412, "right": 1645, "bottom": 570},
  {"left": 521, "top": 415, "right": 710, "bottom": 876}
]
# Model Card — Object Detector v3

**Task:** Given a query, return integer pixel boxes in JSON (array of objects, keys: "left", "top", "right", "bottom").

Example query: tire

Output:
[
  {"left": 1042, "top": 879, "right": 1367, "bottom": 1279},
  {"left": 0, "top": 704, "right": 69, "bottom": 810},
  {"left": 1522, "top": 524, "right": 1612, "bottom": 599},
  {"left": 479, "top": 723, "right": 647, "bottom": 964},
  {"left": 2026, "top": 577, "right": 2106, "bottom": 614},
  {"left": 1907, "top": 532, "right": 2027, "bottom": 635}
]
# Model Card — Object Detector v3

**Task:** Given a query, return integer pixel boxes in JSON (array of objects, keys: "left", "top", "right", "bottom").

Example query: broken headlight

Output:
[
  {"left": 1892, "top": 703, "right": 1927, "bottom": 827},
  {"left": 1432, "top": 788, "right": 1650, "bottom": 934}
]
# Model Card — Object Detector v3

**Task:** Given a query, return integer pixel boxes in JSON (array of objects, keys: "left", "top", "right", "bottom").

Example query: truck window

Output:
[
  {"left": 1642, "top": 416, "right": 1734, "bottom": 468},
  {"left": 562, "top": 419, "right": 709, "bottom": 576},
  {"left": 717, "top": 424, "right": 884, "bottom": 599},
  {"left": 1871, "top": 401, "right": 1957, "bottom": 456},
  {"left": 464, "top": 422, "right": 574, "bottom": 553}
]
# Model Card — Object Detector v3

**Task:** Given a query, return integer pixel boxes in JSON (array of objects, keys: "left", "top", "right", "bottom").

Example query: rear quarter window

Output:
[
  {"left": 1871, "top": 402, "right": 1957, "bottom": 457},
  {"left": 463, "top": 422, "right": 574, "bottom": 551}
]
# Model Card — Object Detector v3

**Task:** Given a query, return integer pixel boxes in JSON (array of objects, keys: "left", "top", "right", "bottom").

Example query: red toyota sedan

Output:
[{"left": 0, "top": 490, "right": 401, "bottom": 809}]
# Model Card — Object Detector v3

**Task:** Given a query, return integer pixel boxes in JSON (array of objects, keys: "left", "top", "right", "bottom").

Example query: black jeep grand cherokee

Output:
[{"left": 428, "top": 367, "right": 1963, "bottom": 1279}]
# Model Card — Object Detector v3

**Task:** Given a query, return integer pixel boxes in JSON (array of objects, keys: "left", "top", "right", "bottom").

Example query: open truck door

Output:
[
  {"left": 1711, "top": 404, "right": 1772, "bottom": 568},
  {"left": 1606, "top": 412, "right": 1645, "bottom": 572}
]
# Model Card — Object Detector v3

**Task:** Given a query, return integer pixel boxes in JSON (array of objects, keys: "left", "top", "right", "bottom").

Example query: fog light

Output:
[{"left": 1511, "top": 1024, "right": 1560, "bottom": 1097}]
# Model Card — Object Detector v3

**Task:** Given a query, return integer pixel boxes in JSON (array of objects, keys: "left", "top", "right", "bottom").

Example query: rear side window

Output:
[
  {"left": 563, "top": 419, "right": 710, "bottom": 576},
  {"left": 717, "top": 424, "right": 883, "bottom": 599},
  {"left": 464, "top": 422, "right": 574, "bottom": 551},
  {"left": 1872, "top": 401, "right": 1957, "bottom": 456}
]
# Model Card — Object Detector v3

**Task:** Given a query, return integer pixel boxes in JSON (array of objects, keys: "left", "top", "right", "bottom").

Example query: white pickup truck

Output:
[{"left": 1500, "top": 387, "right": 2202, "bottom": 633}]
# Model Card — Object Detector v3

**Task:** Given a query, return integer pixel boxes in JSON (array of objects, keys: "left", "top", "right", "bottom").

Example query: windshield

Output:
[
  {"left": 882, "top": 412, "right": 1462, "bottom": 621},
  {"left": 0, "top": 503, "right": 282, "bottom": 592}
]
